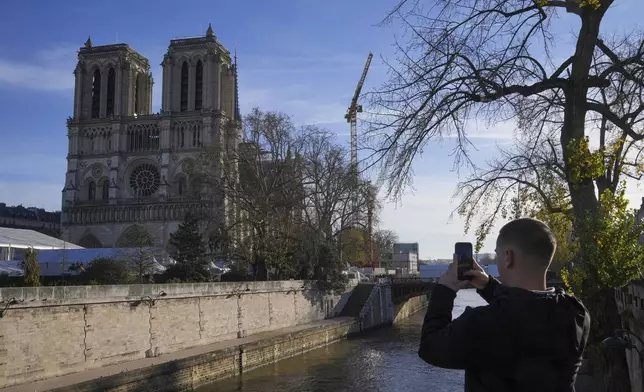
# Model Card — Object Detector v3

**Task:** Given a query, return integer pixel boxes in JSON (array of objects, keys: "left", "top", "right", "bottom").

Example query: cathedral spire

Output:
[
  {"left": 206, "top": 23, "right": 214, "bottom": 38},
  {"left": 85, "top": 36, "right": 93, "bottom": 48}
]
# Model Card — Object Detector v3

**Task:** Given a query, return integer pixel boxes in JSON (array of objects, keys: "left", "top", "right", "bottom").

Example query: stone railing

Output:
[
  {"left": 63, "top": 201, "right": 211, "bottom": 224},
  {"left": 615, "top": 281, "right": 644, "bottom": 392}
]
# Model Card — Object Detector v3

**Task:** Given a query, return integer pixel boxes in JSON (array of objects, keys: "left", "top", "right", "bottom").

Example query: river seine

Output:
[{"left": 199, "top": 289, "right": 486, "bottom": 392}]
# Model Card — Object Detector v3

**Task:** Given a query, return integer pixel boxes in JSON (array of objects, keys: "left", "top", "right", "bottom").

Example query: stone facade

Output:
[
  {"left": 61, "top": 25, "right": 240, "bottom": 249},
  {"left": 0, "top": 280, "right": 346, "bottom": 388}
]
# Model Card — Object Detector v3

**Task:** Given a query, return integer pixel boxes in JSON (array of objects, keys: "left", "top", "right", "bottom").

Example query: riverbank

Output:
[{"left": 0, "top": 317, "right": 359, "bottom": 392}]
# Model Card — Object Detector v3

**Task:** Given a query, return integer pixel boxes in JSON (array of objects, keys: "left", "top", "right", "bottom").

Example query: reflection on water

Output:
[{"left": 199, "top": 289, "right": 486, "bottom": 392}]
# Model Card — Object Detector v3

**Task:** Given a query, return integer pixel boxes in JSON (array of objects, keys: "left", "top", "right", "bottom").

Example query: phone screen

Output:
[{"left": 455, "top": 242, "right": 473, "bottom": 281}]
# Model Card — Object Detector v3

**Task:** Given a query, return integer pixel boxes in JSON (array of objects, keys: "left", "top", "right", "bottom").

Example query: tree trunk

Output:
[
  {"left": 562, "top": 10, "right": 632, "bottom": 392},
  {"left": 583, "top": 288, "right": 631, "bottom": 392},
  {"left": 254, "top": 258, "right": 268, "bottom": 281}
]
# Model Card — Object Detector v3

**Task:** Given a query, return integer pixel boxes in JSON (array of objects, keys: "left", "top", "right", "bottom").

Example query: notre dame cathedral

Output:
[{"left": 61, "top": 24, "right": 240, "bottom": 249}]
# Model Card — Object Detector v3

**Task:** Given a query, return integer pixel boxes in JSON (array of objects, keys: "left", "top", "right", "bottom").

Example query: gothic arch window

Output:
[
  {"left": 180, "top": 62, "right": 189, "bottom": 112},
  {"left": 195, "top": 60, "right": 203, "bottom": 111},
  {"left": 91, "top": 69, "right": 101, "bottom": 118},
  {"left": 88, "top": 181, "right": 96, "bottom": 201},
  {"left": 176, "top": 176, "right": 187, "bottom": 196},
  {"left": 79, "top": 233, "right": 102, "bottom": 249},
  {"left": 116, "top": 224, "right": 153, "bottom": 248},
  {"left": 135, "top": 73, "right": 143, "bottom": 115},
  {"left": 191, "top": 178, "right": 202, "bottom": 197},
  {"left": 106, "top": 68, "right": 116, "bottom": 116},
  {"left": 101, "top": 180, "right": 109, "bottom": 200}
]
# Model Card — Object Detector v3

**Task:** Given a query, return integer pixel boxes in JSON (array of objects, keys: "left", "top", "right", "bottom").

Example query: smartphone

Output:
[{"left": 455, "top": 242, "right": 473, "bottom": 281}]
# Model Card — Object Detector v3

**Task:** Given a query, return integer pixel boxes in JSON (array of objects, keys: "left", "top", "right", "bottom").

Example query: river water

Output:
[{"left": 200, "top": 289, "right": 486, "bottom": 392}]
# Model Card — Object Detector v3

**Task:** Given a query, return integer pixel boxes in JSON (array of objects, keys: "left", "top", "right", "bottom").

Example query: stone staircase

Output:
[{"left": 339, "top": 284, "right": 375, "bottom": 317}]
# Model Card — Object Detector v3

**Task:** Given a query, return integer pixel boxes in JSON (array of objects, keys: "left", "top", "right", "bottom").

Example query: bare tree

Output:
[
  {"left": 298, "top": 130, "right": 379, "bottom": 268},
  {"left": 116, "top": 223, "right": 158, "bottom": 283},
  {"left": 367, "top": 1, "right": 644, "bottom": 388},
  {"left": 192, "top": 108, "right": 381, "bottom": 289},
  {"left": 372, "top": 229, "right": 399, "bottom": 267},
  {"left": 194, "top": 108, "right": 309, "bottom": 280}
]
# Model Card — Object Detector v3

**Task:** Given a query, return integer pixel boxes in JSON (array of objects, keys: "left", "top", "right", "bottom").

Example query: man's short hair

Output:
[{"left": 497, "top": 218, "right": 556, "bottom": 269}]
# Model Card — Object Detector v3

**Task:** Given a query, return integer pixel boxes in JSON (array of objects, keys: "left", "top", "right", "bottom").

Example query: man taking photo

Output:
[{"left": 418, "top": 218, "right": 590, "bottom": 392}]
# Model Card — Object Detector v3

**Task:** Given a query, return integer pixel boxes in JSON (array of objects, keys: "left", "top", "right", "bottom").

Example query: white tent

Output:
[
  {"left": 0, "top": 261, "right": 24, "bottom": 276},
  {"left": 4, "top": 247, "right": 168, "bottom": 277},
  {"left": 0, "top": 228, "right": 83, "bottom": 250}
]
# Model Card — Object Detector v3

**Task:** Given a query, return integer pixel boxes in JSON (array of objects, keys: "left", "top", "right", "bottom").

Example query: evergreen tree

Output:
[
  {"left": 167, "top": 213, "right": 209, "bottom": 282},
  {"left": 23, "top": 247, "right": 41, "bottom": 287},
  {"left": 81, "top": 258, "right": 129, "bottom": 285}
]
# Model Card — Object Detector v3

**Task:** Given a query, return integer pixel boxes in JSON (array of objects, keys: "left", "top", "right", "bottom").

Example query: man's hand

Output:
[
  {"left": 462, "top": 257, "right": 490, "bottom": 290},
  {"left": 438, "top": 254, "right": 490, "bottom": 292}
]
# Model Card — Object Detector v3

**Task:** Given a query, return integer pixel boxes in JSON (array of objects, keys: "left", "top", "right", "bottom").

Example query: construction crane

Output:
[
  {"left": 345, "top": 52, "right": 373, "bottom": 176},
  {"left": 345, "top": 52, "right": 374, "bottom": 267}
]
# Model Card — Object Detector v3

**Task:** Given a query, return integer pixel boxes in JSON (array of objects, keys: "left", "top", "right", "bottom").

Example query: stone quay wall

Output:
[
  {"left": 0, "top": 281, "right": 345, "bottom": 389},
  {"left": 53, "top": 318, "right": 360, "bottom": 392},
  {"left": 393, "top": 292, "right": 429, "bottom": 324},
  {"left": 356, "top": 283, "right": 430, "bottom": 330}
]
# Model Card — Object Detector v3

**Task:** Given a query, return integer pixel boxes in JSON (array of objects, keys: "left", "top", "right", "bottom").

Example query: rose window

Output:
[{"left": 129, "top": 164, "right": 161, "bottom": 197}]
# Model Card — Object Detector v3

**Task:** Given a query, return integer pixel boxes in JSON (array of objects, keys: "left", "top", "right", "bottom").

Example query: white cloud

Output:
[
  {"left": 0, "top": 46, "right": 77, "bottom": 91},
  {"left": 442, "top": 118, "right": 517, "bottom": 141},
  {"left": 378, "top": 176, "right": 504, "bottom": 259},
  {"left": 241, "top": 52, "right": 378, "bottom": 75},
  {"left": 378, "top": 171, "right": 644, "bottom": 259},
  {"left": 238, "top": 83, "right": 348, "bottom": 127}
]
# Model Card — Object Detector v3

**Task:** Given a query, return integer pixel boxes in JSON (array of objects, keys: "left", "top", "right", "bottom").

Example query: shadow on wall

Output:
[
  {"left": 332, "top": 290, "right": 353, "bottom": 317},
  {"left": 392, "top": 293, "right": 429, "bottom": 324},
  {"left": 298, "top": 281, "right": 354, "bottom": 319},
  {"left": 53, "top": 356, "right": 185, "bottom": 392}
]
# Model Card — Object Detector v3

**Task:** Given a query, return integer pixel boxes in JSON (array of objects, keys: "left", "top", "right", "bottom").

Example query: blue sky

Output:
[{"left": 1, "top": 1, "right": 643, "bottom": 258}]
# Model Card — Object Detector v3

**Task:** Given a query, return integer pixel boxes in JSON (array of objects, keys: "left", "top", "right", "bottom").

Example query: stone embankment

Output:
[{"left": 0, "top": 280, "right": 430, "bottom": 392}]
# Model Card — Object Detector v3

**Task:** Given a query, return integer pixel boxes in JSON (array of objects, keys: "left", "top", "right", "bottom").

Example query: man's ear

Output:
[{"left": 505, "top": 248, "right": 515, "bottom": 269}]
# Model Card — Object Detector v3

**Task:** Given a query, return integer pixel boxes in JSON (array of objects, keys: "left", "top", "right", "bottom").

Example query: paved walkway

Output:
[{"left": 0, "top": 317, "right": 356, "bottom": 392}]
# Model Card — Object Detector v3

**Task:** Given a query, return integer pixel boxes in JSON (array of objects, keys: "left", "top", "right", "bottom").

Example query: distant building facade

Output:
[
  {"left": 393, "top": 242, "right": 419, "bottom": 257},
  {"left": 61, "top": 25, "right": 240, "bottom": 249},
  {"left": 381, "top": 241, "right": 420, "bottom": 276},
  {"left": 0, "top": 204, "right": 61, "bottom": 237}
]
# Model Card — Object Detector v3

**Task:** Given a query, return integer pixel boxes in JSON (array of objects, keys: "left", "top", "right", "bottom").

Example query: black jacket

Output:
[{"left": 418, "top": 278, "right": 590, "bottom": 392}]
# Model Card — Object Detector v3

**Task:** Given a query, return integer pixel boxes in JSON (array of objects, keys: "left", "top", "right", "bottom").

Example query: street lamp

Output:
[{"left": 602, "top": 329, "right": 644, "bottom": 391}]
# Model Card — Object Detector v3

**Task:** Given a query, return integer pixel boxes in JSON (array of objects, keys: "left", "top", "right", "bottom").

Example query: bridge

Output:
[
  {"left": 339, "top": 278, "right": 434, "bottom": 320},
  {"left": 390, "top": 278, "right": 435, "bottom": 304}
]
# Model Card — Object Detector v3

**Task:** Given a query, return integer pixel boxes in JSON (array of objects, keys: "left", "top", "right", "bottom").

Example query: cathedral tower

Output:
[{"left": 62, "top": 26, "right": 240, "bottom": 250}]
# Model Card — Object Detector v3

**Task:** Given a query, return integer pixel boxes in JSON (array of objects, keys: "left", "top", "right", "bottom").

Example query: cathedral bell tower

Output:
[
  {"left": 73, "top": 37, "right": 153, "bottom": 120},
  {"left": 62, "top": 26, "right": 240, "bottom": 250},
  {"left": 160, "top": 23, "right": 239, "bottom": 118}
]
